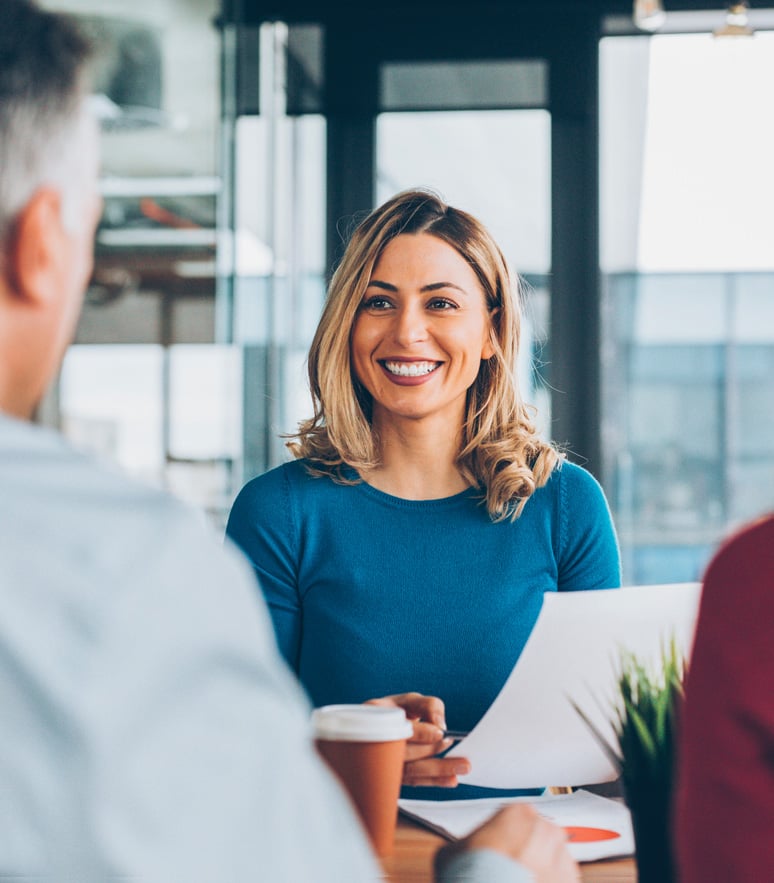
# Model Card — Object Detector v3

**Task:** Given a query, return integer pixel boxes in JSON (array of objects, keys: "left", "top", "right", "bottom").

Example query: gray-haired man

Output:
[{"left": 0, "top": 3, "right": 576, "bottom": 880}]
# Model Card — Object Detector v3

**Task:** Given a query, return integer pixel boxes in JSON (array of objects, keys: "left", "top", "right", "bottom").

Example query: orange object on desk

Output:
[{"left": 384, "top": 816, "right": 637, "bottom": 882}]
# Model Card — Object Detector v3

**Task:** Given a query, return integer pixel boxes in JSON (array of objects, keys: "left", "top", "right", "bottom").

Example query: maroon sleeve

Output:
[{"left": 675, "top": 515, "right": 774, "bottom": 882}]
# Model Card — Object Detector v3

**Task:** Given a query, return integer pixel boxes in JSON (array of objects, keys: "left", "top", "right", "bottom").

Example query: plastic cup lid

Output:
[{"left": 312, "top": 704, "right": 414, "bottom": 742}]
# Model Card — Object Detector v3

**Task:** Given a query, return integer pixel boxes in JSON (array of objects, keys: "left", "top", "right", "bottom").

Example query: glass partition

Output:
[{"left": 227, "top": 23, "right": 327, "bottom": 482}]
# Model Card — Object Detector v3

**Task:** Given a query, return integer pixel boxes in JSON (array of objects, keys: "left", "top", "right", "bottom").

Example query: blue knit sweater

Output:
[{"left": 226, "top": 458, "right": 621, "bottom": 798}]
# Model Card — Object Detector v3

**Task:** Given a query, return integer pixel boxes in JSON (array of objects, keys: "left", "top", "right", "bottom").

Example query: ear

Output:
[
  {"left": 481, "top": 306, "right": 500, "bottom": 360},
  {"left": 8, "top": 188, "right": 67, "bottom": 307}
]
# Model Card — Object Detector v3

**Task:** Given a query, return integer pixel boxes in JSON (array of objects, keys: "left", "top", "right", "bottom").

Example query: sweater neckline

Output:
[{"left": 346, "top": 466, "right": 483, "bottom": 511}]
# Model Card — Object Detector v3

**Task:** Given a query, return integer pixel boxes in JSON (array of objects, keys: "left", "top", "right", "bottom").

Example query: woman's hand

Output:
[
  {"left": 365, "top": 692, "right": 471, "bottom": 788},
  {"left": 437, "top": 803, "right": 580, "bottom": 882}
]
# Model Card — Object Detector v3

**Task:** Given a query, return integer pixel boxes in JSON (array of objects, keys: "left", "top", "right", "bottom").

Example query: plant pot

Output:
[
  {"left": 625, "top": 784, "right": 675, "bottom": 883},
  {"left": 574, "top": 641, "right": 685, "bottom": 883}
]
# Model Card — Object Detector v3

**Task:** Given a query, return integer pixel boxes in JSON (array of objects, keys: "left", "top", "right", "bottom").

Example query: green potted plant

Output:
[{"left": 575, "top": 639, "right": 685, "bottom": 883}]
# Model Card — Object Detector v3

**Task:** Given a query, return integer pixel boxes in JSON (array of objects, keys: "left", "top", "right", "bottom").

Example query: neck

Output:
[
  {"left": 0, "top": 294, "right": 44, "bottom": 421},
  {"left": 362, "top": 413, "right": 470, "bottom": 499},
  {"left": 0, "top": 375, "right": 36, "bottom": 421}
]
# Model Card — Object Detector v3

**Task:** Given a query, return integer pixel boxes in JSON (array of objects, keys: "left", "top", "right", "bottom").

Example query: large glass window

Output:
[
  {"left": 41, "top": 0, "right": 231, "bottom": 523},
  {"left": 600, "top": 31, "right": 774, "bottom": 583},
  {"left": 60, "top": 345, "right": 164, "bottom": 483},
  {"left": 59, "top": 344, "right": 242, "bottom": 524}
]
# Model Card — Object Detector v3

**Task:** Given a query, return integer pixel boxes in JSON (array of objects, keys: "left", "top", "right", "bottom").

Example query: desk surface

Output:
[{"left": 384, "top": 816, "right": 637, "bottom": 882}]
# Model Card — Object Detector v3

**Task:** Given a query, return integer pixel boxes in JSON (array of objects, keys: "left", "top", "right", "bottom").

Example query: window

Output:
[
  {"left": 600, "top": 32, "right": 774, "bottom": 583},
  {"left": 376, "top": 61, "right": 552, "bottom": 433}
]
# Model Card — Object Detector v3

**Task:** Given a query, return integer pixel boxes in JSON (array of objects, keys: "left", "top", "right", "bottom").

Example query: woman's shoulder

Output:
[
  {"left": 532, "top": 459, "right": 610, "bottom": 516},
  {"left": 553, "top": 459, "right": 604, "bottom": 490},
  {"left": 538, "top": 458, "right": 602, "bottom": 494},
  {"left": 234, "top": 458, "right": 314, "bottom": 498},
  {"left": 227, "top": 460, "right": 315, "bottom": 539},
  {"left": 234, "top": 457, "right": 352, "bottom": 506},
  {"left": 228, "top": 460, "right": 359, "bottom": 543}
]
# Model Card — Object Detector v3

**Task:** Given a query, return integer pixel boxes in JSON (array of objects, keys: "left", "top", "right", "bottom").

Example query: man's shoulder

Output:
[
  {"left": 0, "top": 417, "right": 233, "bottom": 593},
  {"left": 705, "top": 514, "right": 774, "bottom": 603},
  {"left": 2, "top": 417, "right": 186, "bottom": 521},
  {"left": 0, "top": 419, "right": 271, "bottom": 680}
]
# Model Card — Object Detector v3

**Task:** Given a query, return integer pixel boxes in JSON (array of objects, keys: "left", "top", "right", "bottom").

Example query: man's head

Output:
[{"left": 0, "top": 0, "right": 101, "bottom": 419}]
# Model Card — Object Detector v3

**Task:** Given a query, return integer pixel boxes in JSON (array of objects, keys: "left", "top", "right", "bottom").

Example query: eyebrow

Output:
[{"left": 366, "top": 279, "right": 469, "bottom": 295}]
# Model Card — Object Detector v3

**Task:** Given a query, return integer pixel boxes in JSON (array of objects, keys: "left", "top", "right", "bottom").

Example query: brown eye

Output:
[
  {"left": 427, "top": 298, "right": 457, "bottom": 311},
  {"left": 361, "top": 296, "right": 393, "bottom": 311}
]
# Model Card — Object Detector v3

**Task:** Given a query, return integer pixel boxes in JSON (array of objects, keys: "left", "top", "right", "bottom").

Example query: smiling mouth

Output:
[{"left": 381, "top": 360, "right": 441, "bottom": 377}]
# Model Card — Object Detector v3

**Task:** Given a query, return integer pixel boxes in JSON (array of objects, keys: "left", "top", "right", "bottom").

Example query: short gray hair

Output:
[{"left": 0, "top": 0, "right": 96, "bottom": 246}]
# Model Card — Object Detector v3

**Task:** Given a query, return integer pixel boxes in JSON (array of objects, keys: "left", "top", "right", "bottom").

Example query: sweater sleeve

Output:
[
  {"left": 436, "top": 848, "right": 533, "bottom": 882},
  {"left": 556, "top": 462, "right": 621, "bottom": 591},
  {"left": 225, "top": 466, "right": 302, "bottom": 672}
]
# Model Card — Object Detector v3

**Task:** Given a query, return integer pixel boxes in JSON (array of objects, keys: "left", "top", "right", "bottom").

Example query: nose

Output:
[{"left": 392, "top": 302, "right": 428, "bottom": 346}]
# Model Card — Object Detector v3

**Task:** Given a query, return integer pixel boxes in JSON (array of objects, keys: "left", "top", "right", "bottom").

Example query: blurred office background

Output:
[{"left": 39, "top": 0, "right": 774, "bottom": 584}]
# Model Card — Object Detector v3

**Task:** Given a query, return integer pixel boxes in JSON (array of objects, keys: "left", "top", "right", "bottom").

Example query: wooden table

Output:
[{"left": 383, "top": 816, "right": 637, "bottom": 881}]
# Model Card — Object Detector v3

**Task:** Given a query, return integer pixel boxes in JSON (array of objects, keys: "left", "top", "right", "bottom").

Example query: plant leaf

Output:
[{"left": 625, "top": 703, "right": 657, "bottom": 761}]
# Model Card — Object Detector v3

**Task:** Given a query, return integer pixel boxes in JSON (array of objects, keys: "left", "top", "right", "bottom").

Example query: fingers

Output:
[
  {"left": 405, "top": 719, "right": 450, "bottom": 754},
  {"left": 403, "top": 756, "right": 471, "bottom": 788},
  {"left": 462, "top": 803, "right": 537, "bottom": 856},
  {"left": 366, "top": 692, "right": 447, "bottom": 730},
  {"left": 366, "top": 693, "right": 450, "bottom": 752},
  {"left": 461, "top": 804, "right": 580, "bottom": 882},
  {"left": 364, "top": 693, "right": 472, "bottom": 789},
  {"left": 519, "top": 814, "right": 581, "bottom": 883}
]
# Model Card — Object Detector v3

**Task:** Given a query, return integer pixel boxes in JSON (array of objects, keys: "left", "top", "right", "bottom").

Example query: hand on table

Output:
[
  {"left": 365, "top": 692, "right": 471, "bottom": 788},
  {"left": 438, "top": 803, "right": 580, "bottom": 883}
]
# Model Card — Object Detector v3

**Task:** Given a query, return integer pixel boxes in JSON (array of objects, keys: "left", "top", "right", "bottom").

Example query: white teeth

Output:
[{"left": 384, "top": 360, "right": 439, "bottom": 377}]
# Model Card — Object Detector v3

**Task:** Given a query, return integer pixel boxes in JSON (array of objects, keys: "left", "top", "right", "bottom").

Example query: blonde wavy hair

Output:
[{"left": 287, "top": 188, "right": 563, "bottom": 520}]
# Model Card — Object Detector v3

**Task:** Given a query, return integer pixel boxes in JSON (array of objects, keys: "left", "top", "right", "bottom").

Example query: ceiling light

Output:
[
  {"left": 634, "top": 0, "right": 667, "bottom": 31},
  {"left": 714, "top": 2, "right": 755, "bottom": 37}
]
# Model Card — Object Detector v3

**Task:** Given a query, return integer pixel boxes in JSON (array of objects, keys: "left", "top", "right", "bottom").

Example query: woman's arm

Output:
[{"left": 555, "top": 463, "right": 621, "bottom": 591}]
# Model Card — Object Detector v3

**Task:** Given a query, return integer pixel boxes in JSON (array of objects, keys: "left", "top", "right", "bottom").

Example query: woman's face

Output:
[{"left": 351, "top": 232, "right": 495, "bottom": 432}]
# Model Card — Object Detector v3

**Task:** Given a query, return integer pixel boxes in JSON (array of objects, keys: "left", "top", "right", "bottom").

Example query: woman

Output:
[{"left": 227, "top": 189, "right": 621, "bottom": 797}]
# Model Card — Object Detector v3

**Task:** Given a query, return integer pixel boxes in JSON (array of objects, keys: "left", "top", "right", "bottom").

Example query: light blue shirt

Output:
[{"left": 0, "top": 414, "right": 532, "bottom": 882}]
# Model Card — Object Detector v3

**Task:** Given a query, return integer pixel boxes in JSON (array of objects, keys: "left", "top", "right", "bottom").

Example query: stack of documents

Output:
[{"left": 400, "top": 789, "right": 634, "bottom": 862}]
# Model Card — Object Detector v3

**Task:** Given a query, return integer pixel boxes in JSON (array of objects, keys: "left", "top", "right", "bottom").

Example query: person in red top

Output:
[{"left": 675, "top": 513, "right": 774, "bottom": 882}]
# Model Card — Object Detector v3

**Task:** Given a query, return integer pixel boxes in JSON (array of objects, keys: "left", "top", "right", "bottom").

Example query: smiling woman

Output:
[
  {"left": 289, "top": 189, "right": 559, "bottom": 519},
  {"left": 350, "top": 233, "right": 495, "bottom": 476},
  {"left": 226, "top": 189, "right": 621, "bottom": 800}
]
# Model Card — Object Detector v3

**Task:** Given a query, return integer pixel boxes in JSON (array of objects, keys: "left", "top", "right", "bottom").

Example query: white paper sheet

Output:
[
  {"left": 399, "top": 789, "right": 635, "bottom": 862},
  {"left": 448, "top": 582, "right": 702, "bottom": 788}
]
